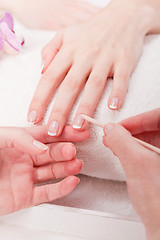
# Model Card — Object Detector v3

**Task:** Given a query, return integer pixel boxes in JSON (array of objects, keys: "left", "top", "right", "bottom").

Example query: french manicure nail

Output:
[
  {"left": 33, "top": 140, "right": 48, "bottom": 151},
  {"left": 109, "top": 97, "right": 119, "bottom": 110},
  {"left": 48, "top": 121, "right": 59, "bottom": 136},
  {"left": 28, "top": 111, "right": 37, "bottom": 124},
  {"left": 73, "top": 115, "right": 85, "bottom": 129},
  {"left": 104, "top": 124, "right": 114, "bottom": 135}
]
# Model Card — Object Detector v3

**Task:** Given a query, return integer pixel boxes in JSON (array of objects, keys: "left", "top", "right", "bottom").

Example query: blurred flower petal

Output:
[
  {"left": 0, "top": 22, "right": 21, "bottom": 52},
  {"left": 0, "top": 36, "right": 4, "bottom": 50},
  {"left": 3, "top": 41, "right": 19, "bottom": 55},
  {"left": 0, "top": 12, "right": 14, "bottom": 30}
]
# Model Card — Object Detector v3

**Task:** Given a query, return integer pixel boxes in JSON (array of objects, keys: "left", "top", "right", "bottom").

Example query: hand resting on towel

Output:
[{"left": 28, "top": 0, "right": 160, "bottom": 137}]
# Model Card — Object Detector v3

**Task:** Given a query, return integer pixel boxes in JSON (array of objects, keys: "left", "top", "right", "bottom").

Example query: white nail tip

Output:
[
  {"left": 73, "top": 125, "right": 82, "bottom": 129},
  {"left": 48, "top": 131, "right": 57, "bottom": 136},
  {"left": 109, "top": 104, "right": 117, "bottom": 110},
  {"left": 33, "top": 140, "right": 48, "bottom": 151}
]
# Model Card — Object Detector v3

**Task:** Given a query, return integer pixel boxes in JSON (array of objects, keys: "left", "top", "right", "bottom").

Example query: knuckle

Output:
[
  {"left": 90, "top": 74, "right": 106, "bottom": 88},
  {"left": 31, "top": 97, "right": 46, "bottom": 109},
  {"left": 119, "top": 47, "right": 131, "bottom": 60},
  {"left": 79, "top": 104, "right": 93, "bottom": 115},
  {"left": 112, "top": 86, "right": 128, "bottom": 98},
  {"left": 90, "top": 45, "right": 101, "bottom": 56},
  {"left": 107, "top": 127, "right": 128, "bottom": 149},
  {"left": 116, "top": 72, "right": 129, "bottom": 81},
  {"left": 50, "top": 165, "right": 55, "bottom": 179},
  {"left": 43, "top": 187, "right": 50, "bottom": 202},
  {"left": 52, "top": 108, "right": 68, "bottom": 119},
  {"left": 63, "top": 78, "right": 80, "bottom": 94}
]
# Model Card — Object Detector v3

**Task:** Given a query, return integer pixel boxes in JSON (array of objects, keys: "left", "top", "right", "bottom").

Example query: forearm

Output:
[
  {"left": 0, "top": 0, "right": 12, "bottom": 10},
  {"left": 122, "top": 0, "right": 160, "bottom": 34},
  {"left": 102, "top": 0, "right": 160, "bottom": 35},
  {"left": 0, "top": 0, "right": 23, "bottom": 13}
]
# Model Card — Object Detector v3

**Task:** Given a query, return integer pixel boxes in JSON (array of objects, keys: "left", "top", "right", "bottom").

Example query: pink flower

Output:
[{"left": 0, "top": 12, "right": 24, "bottom": 54}]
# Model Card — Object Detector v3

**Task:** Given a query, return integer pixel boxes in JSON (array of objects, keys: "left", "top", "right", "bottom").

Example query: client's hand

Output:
[
  {"left": 28, "top": 0, "right": 156, "bottom": 135},
  {"left": 0, "top": 125, "right": 89, "bottom": 215},
  {"left": 103, "top": 108, "right": 160, "bottom": 240},
  {"left": 2, "top": 0, "right": 100, "bottom": 30}
]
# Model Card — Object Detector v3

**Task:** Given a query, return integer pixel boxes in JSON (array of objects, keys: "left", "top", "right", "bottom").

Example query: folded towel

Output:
[{"left": 53, "top": 174, "right": 137, "bottom": 217}]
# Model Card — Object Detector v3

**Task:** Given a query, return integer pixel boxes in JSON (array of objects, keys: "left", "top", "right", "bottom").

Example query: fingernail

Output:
[
  {"left": 109, "top": 97, "right": 119, "bottom": 110},
  {"left": 104, "top": 124, "right": 114, "bottom": 135},
  {"left": 77, "top": 178, "right": 80, "bottom": 184},
  {"left": 73, "top": 115, "right": 85, "bottom": 129},
  {"left": 69, "top": 159, "right": 81, "bottom": 172},
  {"left": 33, "top": 140, "right": 48, "bottom": 151},
  {"left": 28, "top": 111, "right": 37, "bottom": 124},
  {"left": 48, "top": 121, "right": 59, "bottom": 136}
]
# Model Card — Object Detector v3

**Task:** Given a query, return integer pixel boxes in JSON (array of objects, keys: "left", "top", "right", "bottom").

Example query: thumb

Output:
[
  {"left": 103, "top": 123, "right": 151, "bottom": 176},
  {"left": 0, "top": 127, "right": 48, "bottom": 155}
]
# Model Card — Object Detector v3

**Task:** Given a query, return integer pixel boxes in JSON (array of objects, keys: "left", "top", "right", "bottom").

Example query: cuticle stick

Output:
[{"left": 81, "top": 114, "right": 160, "bottom": 155}]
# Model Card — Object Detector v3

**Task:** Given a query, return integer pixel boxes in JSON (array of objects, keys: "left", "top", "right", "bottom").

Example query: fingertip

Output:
[
  {"left": 61, "top": 176, "right": 80, "bottom": 195},
  {"left": 33, "top": 140, "right": 48, "bottom": 152},
  {"left": 108, "top": 97, "right": 120, "bottom": 111},
  {"left": 67, "top": 159, "right": 83, "bottom": 174},
  {"left": 72, "top": 114, "right": 85, "bottom": 130},
  {"left": 62, "top": 143, "right": 76, "bottom": 160},
  {"left": 103, "top": 124, "right": 114, "bottom": 136},
  {"left": 65, "top": 175, "right": 80, "bottom": 186}
]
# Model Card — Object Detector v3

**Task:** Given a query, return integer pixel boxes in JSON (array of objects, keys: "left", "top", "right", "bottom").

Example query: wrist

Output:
[{"left": 105, "top": 0, "right": 160, "bottom": 35}]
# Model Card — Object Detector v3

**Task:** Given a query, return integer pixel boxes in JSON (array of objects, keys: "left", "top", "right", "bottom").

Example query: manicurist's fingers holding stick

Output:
[{"left": 103, "top": 108, "right": 160, "bottom": 240}]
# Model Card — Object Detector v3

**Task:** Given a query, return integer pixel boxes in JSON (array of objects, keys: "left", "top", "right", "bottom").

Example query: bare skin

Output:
[
  {"left": 1, "top": 0, "right": 100, "bottom": 30},
  {"left": 103, "top": 109, "right": 160, "bottom": 240},
  {"left": 28, "top": 0, "right": 160, "bottom": 137},
  {"left": 0, "top": 125, "right": 89, "bottom": 215}
]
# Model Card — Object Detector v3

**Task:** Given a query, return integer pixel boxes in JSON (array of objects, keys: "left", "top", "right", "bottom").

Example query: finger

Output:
[
  {"left": 134, "top": 131, "right": 160, "bottom": 148},
  {"left": 28, "top": 48, "right": 72, "bottom": 124},
  {"left": 31, "top": 176, "right": 79, "bottom": 206},
  {"left": 77, "top": 1, "right": 101, "bottom": 14},
  {"left": 32, "top": 142, "right": 77, "bottom": 166},
  {"left": 103, "top": 123, "right": 155, "bottom": 178},
  {"left": 73, "top": 63, "right": 110, "bottom": 130},
  {"left": 108, "top": 61, "right": 131, "bottom": 110},
  {"left": 120, "top": 108, "right": 160, "bottom": 135},
  {"left": 47, "top": 63, "right": 91, "bottom": 136},
  {"left": 0, "top": 127, "right": 48, "bottom": 155},
  {"left": 34, "top": 159, "right": 83, "bottom": 182},
  {"left": 41, "top": 31, "right": 63, "bottom": 74},
  {"left": 25, "top": 125, "right": 90, "bottom": 144}
]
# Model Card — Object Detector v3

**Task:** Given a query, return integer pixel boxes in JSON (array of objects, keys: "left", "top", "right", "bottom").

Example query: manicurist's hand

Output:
[
  {"left": 0, "top": 126, "right": 89, "bottom": 215},
  {"left": 103, "top": 108, "right": 160, "bottom": 240},
  {"left": 28, "top": 0, "right": 160, "bottom": 136},
  {"left": 1, "top": 0, "right": 100, "bottom": 30}
]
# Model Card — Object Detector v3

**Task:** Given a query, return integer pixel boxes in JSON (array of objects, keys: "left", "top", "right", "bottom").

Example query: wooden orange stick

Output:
[{"left": 81, "top": 114, "right": 160, "bottom": 155}]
